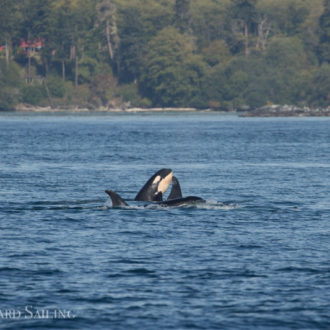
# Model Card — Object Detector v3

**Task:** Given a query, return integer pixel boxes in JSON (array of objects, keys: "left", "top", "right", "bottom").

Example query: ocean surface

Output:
[{"left": 0, "top": 112, "right": 329, "bottom": 329}]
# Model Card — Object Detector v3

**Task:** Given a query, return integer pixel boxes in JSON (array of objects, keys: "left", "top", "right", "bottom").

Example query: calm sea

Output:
[{"left": 0, "top": 112, "right": 329, "bottom": 329}]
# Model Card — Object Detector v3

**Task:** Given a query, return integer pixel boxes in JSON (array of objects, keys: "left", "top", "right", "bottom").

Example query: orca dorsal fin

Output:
[
  {"left": 167, "top": 176, "right": 183, "bottom": 200},
  {"left": 105, "top": 190, "right": 128, "bottom": 207}
]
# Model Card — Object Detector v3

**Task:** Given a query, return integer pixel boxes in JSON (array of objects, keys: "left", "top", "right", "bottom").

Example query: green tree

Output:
[
  {"left": 21, "top": 83, "right": 47, "bottom": 105},
  {"left": 0, "top": 0, "right": 22, "bottom": 64},
  {"left": 174, "top": 0, "right": 191, "bottom": 33},
  {"left": 190, "top": 0, "right": 231, "bottom": 48},
  {"left": 115, "top": 6, "right": 144, "bottom": 82},
  {"left": 88, "top": 65, "right": 117, "bottom": 107},
  {"left": 306, "top": 64, "right": 330, "bottom": 106},
  {"left": 256, "top": 0, "right": 322, "bottom": 61},
  {"left": 229, "top": 0, "right": 257, "bottom": 55},
  {"left": 319, "top": 0, "right": 330, "bottom": 63},
  {"left": 140, "top": 27, "right": 206, "bottom": 107},
  {"left": 115, "top": 0, "right": 173, "bottom": 83},
  {"left": 95, "top": 0, "right": 119, "bottom": 62},
  {"left": 255, "top": 0, "right": 311, "bottom": 36},
  {"left": 299, "top": 0, "right": 323, "bottom": 64},
  {"left": 50, "top": 0, "right": 97, "bottom": 87},
  {"left": 202, "top": 40, "right": 231, "bottom": 67},
  {"left": 203, "top": 58, "right": 251, "bottom": 109},
  {"left": 265, "top": 36, "right": 308, "bottom": 104},
  {"left": 0, "top": 60, "right": 22, "bottom": 109},
  {"left": 13, "top": 0, "right": 54, "bottom": 81}
]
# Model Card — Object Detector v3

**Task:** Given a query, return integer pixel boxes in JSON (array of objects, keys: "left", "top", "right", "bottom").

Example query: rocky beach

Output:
[
  {"left": 1, "top": 103, "right": 329, "bottom": 117},
  {"left": 240, "top": 104, "right": 330, "bottom": 117}
]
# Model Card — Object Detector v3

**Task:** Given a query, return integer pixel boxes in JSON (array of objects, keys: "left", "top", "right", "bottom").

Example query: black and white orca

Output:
[
  {"left": 105, "top": 170, "right": 205, "bottom": 208},
  {"left": 135, "top": 168, "right": 173, "bottom": 202}
]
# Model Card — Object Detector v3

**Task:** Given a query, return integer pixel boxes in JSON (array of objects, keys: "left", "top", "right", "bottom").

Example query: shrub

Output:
[
  {"left": 20, "top": 83, "right": 47, "bottom": 105},
  {"left": 0, "top": 60, "right": 22, "bottom": 109},
  {"left": 46, "top": 76, "right": 65, "bottom": 98}
]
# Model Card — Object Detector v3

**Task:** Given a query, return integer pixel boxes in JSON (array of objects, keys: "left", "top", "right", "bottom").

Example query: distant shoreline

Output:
[
  {"left": 12, "top": 104, "right": 211, "bottom": 113},
  {"left": 3, "top": 104, "right": 222, "bottom": 114},
  {"left": 1, "top": 104, "right": 329, "bottom": 117}
]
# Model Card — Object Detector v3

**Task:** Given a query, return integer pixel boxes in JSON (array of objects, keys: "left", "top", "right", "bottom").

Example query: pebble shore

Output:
[
  {"left": 3, "top": 104, "right": 330, "bottom": 117},
  {"left": 240, "top": 104, "right": 330, "bottom": 117}
]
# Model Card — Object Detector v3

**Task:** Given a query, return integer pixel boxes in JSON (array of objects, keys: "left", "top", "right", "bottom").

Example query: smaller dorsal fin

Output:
[
  {"left": 105, "top": 190, "right": 128, "bottom": 207},
  {"left": 167, "top": 176, "right": 183, "bottom": 200}
]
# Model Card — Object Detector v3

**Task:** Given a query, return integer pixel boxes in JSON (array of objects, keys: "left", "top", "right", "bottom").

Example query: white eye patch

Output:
[{"left": 152, "top": 175, "right": 161, "bottom": 185}]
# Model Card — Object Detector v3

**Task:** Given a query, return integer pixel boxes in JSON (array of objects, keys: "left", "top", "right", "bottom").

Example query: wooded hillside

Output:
[{"left": 0, "top": 0, "right": 329, "bottom": 110}]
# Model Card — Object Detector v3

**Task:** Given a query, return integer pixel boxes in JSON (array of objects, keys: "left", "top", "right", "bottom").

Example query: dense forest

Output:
[{"left": 0, "top": 0, "right": 329, "bottom": 110}]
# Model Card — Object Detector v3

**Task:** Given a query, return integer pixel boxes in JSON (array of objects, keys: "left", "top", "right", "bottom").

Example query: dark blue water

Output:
[{"left": 0, "top": 112, "right": 330, "bottom": 329}]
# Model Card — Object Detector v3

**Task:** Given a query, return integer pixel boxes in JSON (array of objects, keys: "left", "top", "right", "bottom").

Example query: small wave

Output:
[
  {"left": 276, "top": 266, "right": 328, "bottom": 274},
  {"left": 105, "top": 200, "right": 241, "bottom": 210},
  {"left": 0, "top": 267, "right": 63, "bottom": 276},
  {"left": 0, "top": 267, "right": 23, "bottom": 273},
  {"left": 35, "top": 268, "right": 64, "bottom": 276},
  {"left": 238, "top": 244, "right": 263, "bottom": 249},
  {"left": 103, "top": 204, "right": 147, "bottom": 211},
  {"left": 107, "top": 268, "right": 158, "bottom": 279},
  {"left": 110, "top": 258, "right": 149, "bottom": 264},
  {"left": 31, "top": 199, "right": 102, "bottom": 206},
  {"left": 125, "top": 268, "right": 156, "bottom": 275},
  {"left": 3, "top": 199, "right": 105, "bottom": 212},
  {"left": 72, "top": 296, "right": 115, "bottom": 304},
  {"left": 196, "top": 200, "right": 241, "bottom": 210}
]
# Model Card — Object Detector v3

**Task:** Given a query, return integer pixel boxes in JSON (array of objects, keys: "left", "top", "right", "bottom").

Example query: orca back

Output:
[{"left": 161, "top": 196, "right": 204, "bottom": 207}]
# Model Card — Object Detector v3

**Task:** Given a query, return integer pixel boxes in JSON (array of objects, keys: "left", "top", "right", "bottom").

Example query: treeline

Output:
[{"left": 0, "top": 0, "right": 329, "bottom": 110}]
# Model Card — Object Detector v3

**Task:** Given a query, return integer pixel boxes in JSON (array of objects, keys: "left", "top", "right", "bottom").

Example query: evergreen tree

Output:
[
  {"left": 0, "top": 60, "right": 22, "bottom": 109},
  {"left": 319, "top": 0, "right": 330, "bottom": 63},
  {"left": 229, "top": 0, "right": 257, "bottom": 55},
  {"left": 95, "top": 0, "right": 119, "bottom": 62},
  {"left": 140, "top": 27, "right": 205, "bottom": 107},
  {"left": 0, "top": 0, "right": 21, "bottom": 64},
  {"left": 174, "top": 0, "right": 191, "bottom": 33}
]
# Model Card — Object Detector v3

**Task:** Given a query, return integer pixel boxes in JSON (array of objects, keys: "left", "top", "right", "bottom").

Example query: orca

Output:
[
  {"left": 105, "top": 189, "right": 204, "bottom": 208},
  {"left": 135, "top": 168, "right": 173, "bottom": 202},
  {"left": 105, "top": 174, "right": 205, "bottom": 208}
]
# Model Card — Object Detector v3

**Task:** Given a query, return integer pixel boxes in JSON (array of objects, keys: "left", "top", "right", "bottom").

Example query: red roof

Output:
[
  {"left": 20, "top": 39, "right": 44, "bottom": 49},
  {"left": 20, "top": 40, "right": 29, "bottom": 48}
]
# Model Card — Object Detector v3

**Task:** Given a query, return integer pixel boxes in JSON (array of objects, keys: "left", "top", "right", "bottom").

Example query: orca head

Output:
[{"left": 135, "top": 168, "right": 173, "bottom": 201}]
